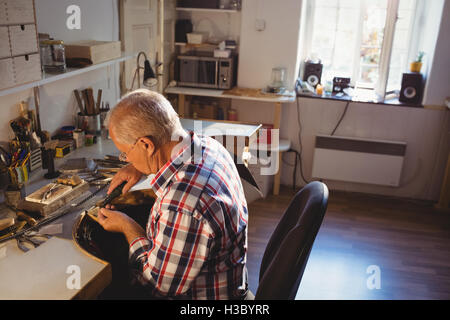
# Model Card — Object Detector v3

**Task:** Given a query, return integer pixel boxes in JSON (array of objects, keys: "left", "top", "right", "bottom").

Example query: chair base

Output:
[{"left": 244, "top": 290, "right": 255, "bottom": 300}]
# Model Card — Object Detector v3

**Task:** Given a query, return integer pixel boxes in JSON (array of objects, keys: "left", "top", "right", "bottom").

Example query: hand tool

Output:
[
  {"left": 16, "top": 230, "right": 52, "bottom": 252},
  {"left": 41, "top": 183, "right": 59, "bottom": 203},
  {"left": 0, "top": 220, "right": 26, "bottom": 241},
  {"left": 73, "top": 90, "right": 85, "bottom": 115},
  {"left": 87, "top": 88, "right": 96, "bottom": 115},
  {"left": 97, "top": 181, "right": 127, "bottom": 208},
  {"left": 82, "top": 89, "right": 91, "bottom": 115},
  {"left": 16, "top": 211, "right": 37, "bottom": 227},
  {"left": 0, "top": 183, "right": 109, "bottom": 244},
  {"left": 0, "top": 217, "right": 15, "bottom": 233},
  {"left": 33, "top": 87, "right": 43, "bottom": 138},
  {"left": 96, "top": 89, "right": 102, "bottom": 115}
]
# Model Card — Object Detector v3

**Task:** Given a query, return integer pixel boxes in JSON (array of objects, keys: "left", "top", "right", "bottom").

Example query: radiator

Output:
[{"left": 311, "top": 135, "right": 407, "bottom": 187}]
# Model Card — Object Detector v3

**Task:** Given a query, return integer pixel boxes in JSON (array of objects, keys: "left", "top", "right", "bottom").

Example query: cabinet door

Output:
[{"left": 120, "top": 0, "right": 159, "bottom": 93}]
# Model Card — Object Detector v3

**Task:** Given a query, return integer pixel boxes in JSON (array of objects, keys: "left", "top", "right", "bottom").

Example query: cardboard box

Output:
[
  {"left": 64, "top": 40, "right": 121, "bottom": 65},
  {"left": 55, "top": 140, "right": 72, "bottom": 158},
  {"left": 191, "top": 102, "right": 217, "bottom": 119}
]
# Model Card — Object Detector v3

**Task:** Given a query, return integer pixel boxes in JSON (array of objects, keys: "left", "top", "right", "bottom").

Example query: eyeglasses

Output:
[
  {"left": 119, "top": 139, "right": 138, "bottom": 162},
  {"left": 118, "top": 136, "right": 155, "bottom": 162}
]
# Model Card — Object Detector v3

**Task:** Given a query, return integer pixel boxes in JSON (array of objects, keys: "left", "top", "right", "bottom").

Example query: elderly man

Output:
[{"left": 98, "top": 89, "right": 249, "bottom": 300}]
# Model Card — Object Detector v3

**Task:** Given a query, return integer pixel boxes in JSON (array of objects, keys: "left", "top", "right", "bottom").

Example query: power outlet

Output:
[{"left": 255, "top": 19, "right": 265, "bottom": 31}]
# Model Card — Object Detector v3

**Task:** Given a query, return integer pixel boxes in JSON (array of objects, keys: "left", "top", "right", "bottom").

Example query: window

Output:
[{"left": 301, "top": 0, "right": 418, "bottom": 98}]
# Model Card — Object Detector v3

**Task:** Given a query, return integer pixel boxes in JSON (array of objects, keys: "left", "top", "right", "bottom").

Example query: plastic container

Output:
[
  {"left": 77, "top": 113, "right": 101, "bottom": 135},
  {"left": 187, "top": 33, "right": 206, "bottom": 44}
]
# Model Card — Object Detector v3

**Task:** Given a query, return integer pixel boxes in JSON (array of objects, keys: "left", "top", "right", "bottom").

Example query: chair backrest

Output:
[{"left": 255, "top": 181, "right": 329, "bottom": 300}]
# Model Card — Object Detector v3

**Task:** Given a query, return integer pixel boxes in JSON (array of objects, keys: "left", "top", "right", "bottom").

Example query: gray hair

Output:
[{"left": 106, "top": 89, "right": 184, "bottom": 148}]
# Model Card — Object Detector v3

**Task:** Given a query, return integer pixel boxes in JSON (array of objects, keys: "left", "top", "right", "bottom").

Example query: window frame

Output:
[{"left": 300, "top": 0, "right": 418, "bottom": 99}]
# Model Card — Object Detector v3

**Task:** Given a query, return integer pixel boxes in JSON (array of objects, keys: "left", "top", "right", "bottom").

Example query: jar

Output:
[
  {"left": 40, "top": 40, "right": 66, "bottom": 73},
  {"left": 228, "top": 109, "right": 237, "bottom": 121}
]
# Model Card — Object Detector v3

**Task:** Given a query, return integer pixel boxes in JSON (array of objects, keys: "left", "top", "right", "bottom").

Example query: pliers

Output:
[{"left": 16, "top": 231, "right": 52, "bottom": 252}]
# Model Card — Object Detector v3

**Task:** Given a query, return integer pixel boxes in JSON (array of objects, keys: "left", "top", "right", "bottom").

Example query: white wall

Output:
[
  {"left": 422, "top": 0, "right": 450, "bottom": 106},
  {"left": 281, "top": 98, "right": 449, "bottom": 201},
  {"left": 0, "top": 0, "right": 120, "bottom": 141},
  {"left": 237, "top": 0, "right": 302, "bottom": 90}
]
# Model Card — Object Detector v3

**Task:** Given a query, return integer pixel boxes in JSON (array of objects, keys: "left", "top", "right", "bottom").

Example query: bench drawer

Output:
[
  {"left": 0, "top": 1, "right": 7, "bottom": 25},
  {"left": 9, "top": 24, "right": 37, "bottom": 56},
  {"left": 0, "top": 57, "right": 14, "bottom": 89},
  {"left": 13, "top": 53, "right": 41, "bottom": 84},
  {"left": 0, "top": 26, "right": 10, "bottom": 58},
  {"left": 4, "top": 0, "right": 35, "bottom": 25}
]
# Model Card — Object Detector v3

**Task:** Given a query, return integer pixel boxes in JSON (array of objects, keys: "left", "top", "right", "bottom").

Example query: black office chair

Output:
[{"left": 246, "top": 181, "right": 329, "bottom": 300}]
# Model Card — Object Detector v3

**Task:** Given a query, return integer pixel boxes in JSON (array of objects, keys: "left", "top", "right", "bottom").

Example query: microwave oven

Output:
[{"left": 176, "top": 54, "right": 237, "bottom": 90}]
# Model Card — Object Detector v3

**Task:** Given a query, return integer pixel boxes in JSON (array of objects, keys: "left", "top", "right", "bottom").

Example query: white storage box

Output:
[
  {"left": 187, "top": 33, "right": 207, "bottom": 44},
  {"left": 13, "top": 53, "right": 41, "bottom": 84},
  {"left": 214, "top": 49, "right": 231, "bottom": 58},
  {"left": 0, "top": 26, "right": 10, "bottom": 58},
  {"left": 4, "top": 0, "right": 35, "bottom": 25},
  {"left": 9, "top": 24, "right": 38, "bottom": 56},
  {"left": 0, "top": 57, "right": 14, "bottom": 89}
]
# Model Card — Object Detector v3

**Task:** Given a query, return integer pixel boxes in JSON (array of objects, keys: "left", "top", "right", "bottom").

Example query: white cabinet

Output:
[
  {"left": 0, "top": 0, "right": 40, "bottom": 90},
  {"left": 2, "top": 0, "right": 35, "bottom": 25}
]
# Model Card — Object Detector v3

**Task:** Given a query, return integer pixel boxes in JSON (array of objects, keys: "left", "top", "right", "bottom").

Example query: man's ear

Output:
[{"left": 139, "top": 136, "right": 155, "bottom": 154}]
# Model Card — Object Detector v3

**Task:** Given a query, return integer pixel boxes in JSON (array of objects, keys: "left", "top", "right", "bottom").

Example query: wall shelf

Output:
[
  {"left": 0, "top": 52, "right": 136, "bottom": 97},
  {"left": 176, "top": 7, "right": 240, "bottom": 13}
]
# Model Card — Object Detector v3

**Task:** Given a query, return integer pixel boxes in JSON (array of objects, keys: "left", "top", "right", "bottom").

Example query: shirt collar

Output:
[{"left": 150, "top": 131, "right": 203, "bottom": 198}]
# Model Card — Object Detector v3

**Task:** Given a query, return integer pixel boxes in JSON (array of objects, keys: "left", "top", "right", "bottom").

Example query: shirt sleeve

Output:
[{"left": 128, "top": 209, "right": 213, "bottom": 297}]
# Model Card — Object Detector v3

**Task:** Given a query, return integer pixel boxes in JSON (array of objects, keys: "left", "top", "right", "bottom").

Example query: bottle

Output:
[
  {"left": 316, "top": 84, "right": 323, "bottom": 95},
  {"left": 217, "top": 107, "right": 224, "bottom": 120}
]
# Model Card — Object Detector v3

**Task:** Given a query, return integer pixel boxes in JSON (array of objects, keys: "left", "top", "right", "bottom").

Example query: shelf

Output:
[
  {"left": 165, "top": 86, "right": 296, "bottom": 103},
  {"left": 175, "top": 42, "right": 237, "bottom": 50},
  {"left": 0, "top": 52, "right": 137, "bottom": 98},
  {"left": 176, "top": 7, "right": 240, "bottom": 13}
]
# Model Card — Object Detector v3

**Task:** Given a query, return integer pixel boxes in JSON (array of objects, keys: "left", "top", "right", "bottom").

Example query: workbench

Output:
[
  {"left": 0, "top": 139, "right": 117, "bottom": 300},
  {"left": 0, "top": 119, "right": 261, "bottom": 299}
]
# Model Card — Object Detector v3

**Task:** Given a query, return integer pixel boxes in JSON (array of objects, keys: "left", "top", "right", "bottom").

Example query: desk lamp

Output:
[{"left": 130, "top": 51, "right": 161, "bottom": 90}]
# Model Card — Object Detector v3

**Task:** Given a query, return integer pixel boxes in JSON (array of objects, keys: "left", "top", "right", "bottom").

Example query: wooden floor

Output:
[{"left": 247, "top": 187, "right": 450, "bottom": 299}]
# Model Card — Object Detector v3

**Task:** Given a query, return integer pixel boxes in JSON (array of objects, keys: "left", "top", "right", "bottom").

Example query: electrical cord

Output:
[
  {"left": 331, "top": 100, "right": 350, "bottom": 136},
  {"left": 295, "top": 92, "right": 310, "bottom": 185}
]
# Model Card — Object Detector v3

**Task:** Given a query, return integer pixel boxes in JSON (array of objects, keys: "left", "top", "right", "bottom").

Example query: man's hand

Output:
[
  {"left": 97, "top": 205, "right": 129, "bottom": 233},
  {"left": 98, "top": 205, "right": 146, "bottom": 243},
  {"left": 108, "top": 164, "right": 143, "bottom": 195}
]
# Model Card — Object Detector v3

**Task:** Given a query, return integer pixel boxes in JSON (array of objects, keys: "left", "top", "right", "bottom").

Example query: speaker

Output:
[
  {"left": 175, "top": 20, "right": 193, "bottom": 43},
  {"left": 332, "top": 77, "right": 350, "bottom": 94},
  {"left": 177, "top": 0, "right": 219, "bottom": 9},
  {"left": 399, "top": 73, "right": 423, "bottom": 105},
  {"left": 302, "top": 61, "right": 322, "bottom": 88}
]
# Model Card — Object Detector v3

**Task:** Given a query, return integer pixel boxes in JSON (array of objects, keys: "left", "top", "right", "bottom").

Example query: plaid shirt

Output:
[{"left": 129, "top": 131, "right": 248, "bottom": 299}]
